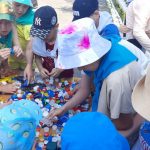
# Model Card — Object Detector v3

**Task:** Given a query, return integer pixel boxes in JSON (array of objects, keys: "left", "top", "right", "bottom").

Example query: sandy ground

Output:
[{"left": 37, "top": 0, "right": 74, "bottom": 28}]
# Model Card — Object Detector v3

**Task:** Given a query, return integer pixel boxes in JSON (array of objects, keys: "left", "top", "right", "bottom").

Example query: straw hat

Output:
[
  {"left": 56, "top": 18, "right": 111, "bottom": 69},
  {"left": 132, "top": 67, "right": 150, "bottom": 121}
]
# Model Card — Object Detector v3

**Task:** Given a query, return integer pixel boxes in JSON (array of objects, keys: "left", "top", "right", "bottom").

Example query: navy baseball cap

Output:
[
  {"left": 30, "top": 6, "right": 58, "bottom": 40},
  {"left": 72, "top": 0, "right": 99, "bottom": 21}
]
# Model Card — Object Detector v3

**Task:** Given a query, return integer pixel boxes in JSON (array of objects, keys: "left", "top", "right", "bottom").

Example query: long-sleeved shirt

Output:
[{"left": 126, "top": 0, "right": 150, "bottom": 52}]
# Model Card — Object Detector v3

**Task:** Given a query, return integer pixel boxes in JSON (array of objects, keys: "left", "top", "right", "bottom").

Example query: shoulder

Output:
[
  {"left": 106, "top": 61, "right": 139, "bottom": 86},
  {"left": 17, "top": 24, "right": 32, "bottom": 30}
]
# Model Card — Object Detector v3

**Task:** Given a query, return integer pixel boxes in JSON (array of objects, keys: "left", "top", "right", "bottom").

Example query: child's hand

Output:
[
  {"left": 13, "top": 46, "right": 22, "bottom": 57},
  {"left": 31, "top": 140, "right": 37, "bottom": 150},
  {"left": 49, "top": 68, "right": 64, "bottom": 78},
  {"left": 40, "top": 68, "right": 50, "bottom": 78},
  {"left": 120, "top": 25, "right": 130, "bottom": 33},
  {"left": 0, "top": 101, "right": 12, "bottom": 109},
  {"left": 0, "top": 84, "right": 17, "bottom": 93},
  {"left": 47, "top": 107, "right": 66, "bottom": 120},
  {"left": 0, "top": 48, "right": 10, "bottom": 60},
  {"left": 24, "top": 64, "right": 34, "bottom": 83},
  {"left": 72, "top": 83, "right": 80, "bottom": 95}
]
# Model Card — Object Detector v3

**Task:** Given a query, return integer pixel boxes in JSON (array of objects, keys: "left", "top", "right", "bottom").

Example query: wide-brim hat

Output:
[
  {"left": 13, "top": 0, "right": 33, "bottom": 7},
  {"left": 132, "top": 67, "right": 150, "bottom": 121},
  {"left": 56, "top": 18, "right": 111, "bottom": 69}
]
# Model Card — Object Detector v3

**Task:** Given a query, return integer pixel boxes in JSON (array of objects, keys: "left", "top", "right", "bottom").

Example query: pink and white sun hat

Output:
[{"left": 56, "top": 18, "right": 112, "bottom": 69}]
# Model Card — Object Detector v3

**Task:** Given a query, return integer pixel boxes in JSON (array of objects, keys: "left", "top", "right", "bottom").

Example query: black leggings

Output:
[{"left": 128, "top": 39, "right": 142, "bottom": 50}]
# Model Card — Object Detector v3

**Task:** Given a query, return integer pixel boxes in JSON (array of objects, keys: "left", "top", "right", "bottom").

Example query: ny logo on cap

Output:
[
  {"left": 73, "top": 11, "right": 80, "bottom": 16},
  {"left": 51, "top": 16, "right": 57, "bottom": 25},
  {"left": 35, "top": 17, "right": 41, "bottom": 26}
]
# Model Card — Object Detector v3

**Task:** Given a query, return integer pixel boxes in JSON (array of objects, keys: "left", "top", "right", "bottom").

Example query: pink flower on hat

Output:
[
  {"left": 60, "top": 25, "right": 77, "bottom": 34},
  {"left": 78, "top": 34, "right": 90, "bottom": 50}
]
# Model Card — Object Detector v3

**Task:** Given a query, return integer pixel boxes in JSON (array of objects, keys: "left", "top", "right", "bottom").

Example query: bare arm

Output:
[
  {"left": 119, "top": 114, "right": 144, "bottom": 137},
  {"left": 63, "top": 74, "right": 91, "bottom": 111},
  {"left": 25, "top": 37, "right": 34, "bottom": 65},
  {"left": 35, "top": 54, "right": 50, "bottom": 78},
  {"left": 35, "top": 54, "right": 43, "bottom": 70},
  {"left": 48, "top": 74, "right": 92, "bottom": 118},
  {"left": 12, "top": 24, "right": 20, "bottom": 46},
  {"left": 24, "top": 37, "right": 34, "bottom": 82},
  {"left": 112, "top": 114, "right": 134, "bottom": 130},
  {"left": 12, "top": 24, "right": 22, "bottom": 57},
  {"left": 0, "top": 84, "right": 17, "bottom": 94},
  {"left": 0, "top": 101, "right": 12, "bottom": 109}
]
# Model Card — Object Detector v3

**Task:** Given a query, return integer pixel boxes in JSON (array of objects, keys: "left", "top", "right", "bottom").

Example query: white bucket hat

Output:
[
  {"left": 132, "top": 66, "right": 150, "bottom": 121},
  {"left": 56, "top": 18, "right": 111, "bottom": 69}
]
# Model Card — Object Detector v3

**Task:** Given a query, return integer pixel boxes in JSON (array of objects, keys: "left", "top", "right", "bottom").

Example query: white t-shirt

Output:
[
  {"left": 97, "top": 11, "right": 113, "bottom": 33},
  {"left": 119, "top": 39, "right": 150, "bottom": 75}
]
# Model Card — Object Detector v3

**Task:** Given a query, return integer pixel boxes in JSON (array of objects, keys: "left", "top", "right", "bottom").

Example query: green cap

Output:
[
  {"left": 0, "top": 1, "right": 14, "bottom": 21},
  {"left": 13, "top": 0, "right": 33, "bottom": 7}
]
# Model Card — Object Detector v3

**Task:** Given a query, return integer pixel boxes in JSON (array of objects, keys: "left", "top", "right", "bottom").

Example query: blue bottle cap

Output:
[
  {"left": 10, "top": 48, "right": 15, "bottom": 55},
  {"left": 48, "top": 136, "right": 53, "bottom": 142}
]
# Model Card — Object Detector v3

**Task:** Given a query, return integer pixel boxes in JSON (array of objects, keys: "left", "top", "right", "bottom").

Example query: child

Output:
[
  {"left": 48, "top": 18, "right": 141, "bottom": 135},
  {"left": 8, "top": 0, "right": 34, "bottom": 70},
  {"left": 30, "top": 6, "right": 74, "bottom": 79},
  {"left": 62, "top": 112, "right": 130, "bottom": 150},
  {"left": 0, "top": 0, "right": 22, "bottom": 59},
  {"left": 0, "top": 99, "right": 42, "bottom": 150},
  {"left": 72, "top": 0, "right": 149, "bottom": 74},
  {"left": 132, "top": 67, "right": 150, "bottom": 150},
  {"left": 0, "top": 0, "right": 22, "bottom": 93}
]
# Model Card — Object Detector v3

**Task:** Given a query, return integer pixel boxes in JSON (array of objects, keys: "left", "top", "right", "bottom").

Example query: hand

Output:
[
  {"left": 47, "top": 107, "right": 66, "bottom": 120},
  {"left": 72, "top": 84, "right": 80, "bottom": 95},
  {"left": 0, "top": 48, "right": 10, "bottom": 60},
  {"left": 13, "top": 46, "right": 22, "bottom": 57},
  {"left": 24, "top": 64, "right": 34, "bottom": 83},
  {"left": 40, "top": 67, "right": 50, "bottom": 78},
  {"left": 32, "top": 140, "right": 37, "bottom": 150},
  {"left": 49, "top": 68, "right": 64, "bottom": 78},
  {"left": 0, "top": 101, "right": 12, "bottom": 109},
  {"left": 119, "top": 25, "right": 130, "bottom": 33},
  {"left": 0, "top": 84, "right": 17, "bottom": 93}
]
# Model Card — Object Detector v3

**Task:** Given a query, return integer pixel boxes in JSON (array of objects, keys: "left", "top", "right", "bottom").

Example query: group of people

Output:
[{"left": 0, "top": 0, "right": 150, "bottom": 149}]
